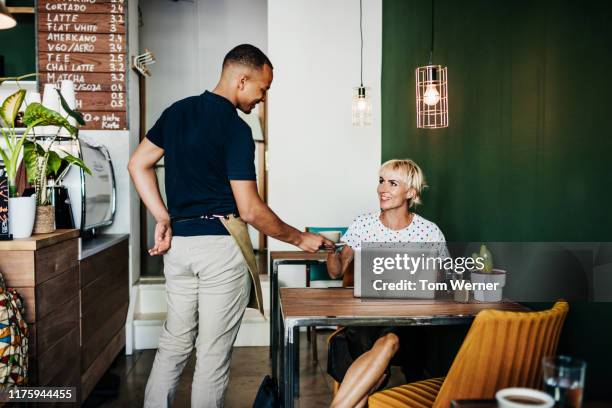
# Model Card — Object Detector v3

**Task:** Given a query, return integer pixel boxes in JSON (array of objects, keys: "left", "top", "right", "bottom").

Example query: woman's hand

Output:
[{"left": 327, "top": 248, "right": 343, "bottom": 279}]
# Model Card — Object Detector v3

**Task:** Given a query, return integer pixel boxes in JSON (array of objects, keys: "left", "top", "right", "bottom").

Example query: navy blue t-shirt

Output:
[{"left": 146, "top": 91, "right": 256, "bottom": 236}]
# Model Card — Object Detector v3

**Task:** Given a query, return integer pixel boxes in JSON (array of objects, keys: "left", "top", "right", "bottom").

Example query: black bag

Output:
[{"left": 252, "top": 375, "right": 279, "bottom": 408}]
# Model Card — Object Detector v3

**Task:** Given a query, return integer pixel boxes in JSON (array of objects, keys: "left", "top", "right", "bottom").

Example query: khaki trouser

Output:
[{"left": 143, "top": 235, "right": 251, "bottom": 408}]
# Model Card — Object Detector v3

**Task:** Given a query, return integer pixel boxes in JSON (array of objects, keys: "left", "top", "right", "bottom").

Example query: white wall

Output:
[
  {"left": 267, "top": 0, "right": 382, "bottom": 285},
  {"left": 127, "top": 0, "right": 142, "bottom": 286},
  {"left": 82, "top": 0, "right": 141, "bottom": 287},
  {"left": 140, "top": 0, "right": 268, "bottom": 128}
]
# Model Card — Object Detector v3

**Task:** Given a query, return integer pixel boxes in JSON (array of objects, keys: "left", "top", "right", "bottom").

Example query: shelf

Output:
[{"left": 7, "top": 7, "right": 35, "bottom": 14}]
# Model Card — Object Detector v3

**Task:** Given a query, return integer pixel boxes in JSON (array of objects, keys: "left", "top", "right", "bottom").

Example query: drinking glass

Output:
[{"left": 542, "top": 355, "right": 586, "bottom": 408}]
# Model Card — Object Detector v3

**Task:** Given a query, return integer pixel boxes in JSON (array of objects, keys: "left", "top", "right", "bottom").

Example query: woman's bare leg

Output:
[
  {"left": 330, "top": 333, "right": 399, "bottom": 408},
  {"left": 353, "top": 372, "right": 389, "bottom": 408}
]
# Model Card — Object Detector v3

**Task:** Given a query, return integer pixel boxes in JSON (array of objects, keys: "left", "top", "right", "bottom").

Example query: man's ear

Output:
[{"left": 238, "top": 74, "right": 247, "bottom": 91}]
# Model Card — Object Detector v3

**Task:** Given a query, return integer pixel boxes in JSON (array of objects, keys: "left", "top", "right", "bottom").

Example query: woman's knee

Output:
[{"left": 373, "top": 332, "right": 399, "bottom": 358}]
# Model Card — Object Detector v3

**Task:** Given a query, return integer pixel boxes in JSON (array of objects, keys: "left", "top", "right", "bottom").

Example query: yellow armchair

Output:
[{"left": 368, "top": 301, "right": 569, "bottom": 408}]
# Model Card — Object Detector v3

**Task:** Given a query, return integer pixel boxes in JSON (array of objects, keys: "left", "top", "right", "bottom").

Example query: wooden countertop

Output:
[{"left": 0, "top": 229, "right": 80, "bottom": 251}]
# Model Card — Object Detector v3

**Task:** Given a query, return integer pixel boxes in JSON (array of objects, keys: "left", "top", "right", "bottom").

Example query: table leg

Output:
[
  {"left": 271, "top": 260, "right": 279, "bottom": 380},
  {"left": 283, "top": 323, "right": 298, "bottom": 408},
  {"left": 269, "top": 260, "right": 274, "bottom": 358},
  {"left": 279, "top": 314, "right": 285, "bottom": 404},
  {"left": 294, "top": 327, "right": 300, "bottom": 397}
]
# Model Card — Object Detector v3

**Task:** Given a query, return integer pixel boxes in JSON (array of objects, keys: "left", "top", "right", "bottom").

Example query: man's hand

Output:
[
  {"left": 149, "top": 220, "right": 172, "bottom": 256},
  {"left": 297, "top": 232, "right": 334, "bottom": 253}
]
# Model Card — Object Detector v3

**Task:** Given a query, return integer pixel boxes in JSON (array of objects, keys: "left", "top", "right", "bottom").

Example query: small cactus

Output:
[{"left": 472, "top": 244, "right": 493, "bottom": 273}]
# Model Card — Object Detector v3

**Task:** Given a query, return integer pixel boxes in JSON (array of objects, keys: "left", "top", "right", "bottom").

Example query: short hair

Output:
[
  {"left": 222, "top": 44, "right": 273, "bottom": 70},
  {"left": 379, "top": 159, "right": 428, "bottom": 208}
]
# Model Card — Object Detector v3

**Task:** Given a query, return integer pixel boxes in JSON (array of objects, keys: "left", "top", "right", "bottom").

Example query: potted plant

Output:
[
  {"left": 0, "top": 75, "right": 89, "bottom": 236},
  {"left": 22, "top": 91, "right": 90, "bottom": 234},
  {"left": 1, "top": 81, "right": 37, "bottom": 238},
  {"left": 470, "top": 244, "right": 507, "bottom": 302}
]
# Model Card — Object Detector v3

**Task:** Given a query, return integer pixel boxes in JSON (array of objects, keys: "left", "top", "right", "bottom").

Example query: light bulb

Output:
[
  {"left": 423, "top": 84, "right": 440, "bottom": 106},
  {"left": 352, "top": 86, "right": 372, "bottom": 127},
  {"left": 356, "top": 98, "right": 367, "bottom": 112}
]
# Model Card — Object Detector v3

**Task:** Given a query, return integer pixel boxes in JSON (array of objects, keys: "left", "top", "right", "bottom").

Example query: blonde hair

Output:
[{"left": 379, "top": 159, "right": 428, "bottom": 208}]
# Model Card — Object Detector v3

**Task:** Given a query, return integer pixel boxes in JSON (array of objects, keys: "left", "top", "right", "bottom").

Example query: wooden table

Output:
[
  {"left": 268, "top": 251, "right": 328, "bottom": 380},
  {"left": 277, "top": 287, "right": 529, "bottom": 408}
]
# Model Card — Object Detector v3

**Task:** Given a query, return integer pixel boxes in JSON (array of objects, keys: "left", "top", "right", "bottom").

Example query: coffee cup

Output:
[{"left": 496, "top": 388, "right": 554, "bottom": 408}]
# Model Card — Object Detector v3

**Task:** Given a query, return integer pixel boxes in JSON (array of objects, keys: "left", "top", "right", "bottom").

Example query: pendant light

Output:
[
  {"left": 352, "top": 0, "right": 371, "bottom": 127},
  {"left": 0, "top": 1, "right": 16, "bottom": 30},
  {"left": 415, "top": 0, "right": 448, "bottom": 129}
]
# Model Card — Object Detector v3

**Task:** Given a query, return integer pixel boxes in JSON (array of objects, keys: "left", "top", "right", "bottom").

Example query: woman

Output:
[{"left": 327, "top": 159, "right": 447, "bottom": 408}]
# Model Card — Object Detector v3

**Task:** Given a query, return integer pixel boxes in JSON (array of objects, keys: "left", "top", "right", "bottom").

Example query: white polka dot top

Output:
[{"left": 342, "top": 212, "right": 447, "bottom": 250}]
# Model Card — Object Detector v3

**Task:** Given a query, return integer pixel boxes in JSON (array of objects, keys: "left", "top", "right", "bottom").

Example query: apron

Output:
[{"left": 219, "top": 214, "right": 265, "bottom": 317}]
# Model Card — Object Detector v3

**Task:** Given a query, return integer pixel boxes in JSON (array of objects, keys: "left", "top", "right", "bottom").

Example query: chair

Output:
[
  {"left": 305, "top": 226, "right": 347, "bottom": 363},
  {"left": 367, "top": 301, "right": 569, "bottom": 408}
]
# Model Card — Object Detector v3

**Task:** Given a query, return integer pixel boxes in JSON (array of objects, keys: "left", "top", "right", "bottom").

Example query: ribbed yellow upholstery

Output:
[
  {"left": 368, "top": 301, "right": 569, "bottom": 408},
  {"left": 368, "top": 378, "right": 445, "bottom": 408}
]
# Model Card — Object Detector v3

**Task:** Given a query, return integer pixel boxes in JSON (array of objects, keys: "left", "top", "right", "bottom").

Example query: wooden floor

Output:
[
  {"left": 80, "top": 329, "right": 612, "bottom": 407},
  {"left": 82, "top": 331, "right": 339, "bottom": 407}
]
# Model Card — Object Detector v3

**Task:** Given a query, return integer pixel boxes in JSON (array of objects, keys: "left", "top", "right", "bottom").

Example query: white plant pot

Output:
[
  {"left": 471, "top": 269, "right": 506, "bottom": 302},
  {"left": 8, "top": 196, "right": 36, "bottom": 239}
]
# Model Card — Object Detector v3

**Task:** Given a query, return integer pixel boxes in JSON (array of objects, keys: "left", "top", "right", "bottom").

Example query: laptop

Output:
[{"left": 353, "top": 245, "right": 440, "bottom": 299}]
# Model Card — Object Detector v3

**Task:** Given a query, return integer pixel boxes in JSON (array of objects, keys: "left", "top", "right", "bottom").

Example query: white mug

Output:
[
  {"left": 319, "top": 231, "right": 342, "bottom": 243},
  {"left": 496, "top": 388, "right": 555, "bottom": 408},
  {"left": 25, "top": 91, "right": 41, "bottom": 106}
]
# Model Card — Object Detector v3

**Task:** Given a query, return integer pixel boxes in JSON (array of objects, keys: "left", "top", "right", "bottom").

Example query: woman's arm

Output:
[{"left": 327, "top": 245, "right": 355, "bottom": 286}]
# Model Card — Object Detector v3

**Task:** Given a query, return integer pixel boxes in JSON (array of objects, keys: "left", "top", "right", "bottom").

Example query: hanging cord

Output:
[
  {"left": 428, "top": 0, "right": 434, "bottom": 65},
  {"left": 360, "top": 0, "right": 364, "bottom": 87}
]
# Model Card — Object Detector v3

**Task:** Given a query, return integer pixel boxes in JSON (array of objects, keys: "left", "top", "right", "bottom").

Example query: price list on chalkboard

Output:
[{"left": 37, "top": 0, "right": 128, "bottom": 130}]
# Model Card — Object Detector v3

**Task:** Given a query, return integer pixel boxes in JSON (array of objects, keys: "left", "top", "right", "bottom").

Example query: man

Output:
[{"left": 128, "top": 44, "right": 332, "bottom": 408}]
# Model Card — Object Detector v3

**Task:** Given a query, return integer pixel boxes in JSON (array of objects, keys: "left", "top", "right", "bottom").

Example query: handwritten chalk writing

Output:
[
  {"left": 81, "top": 111, "right": 127, "bottom": 130},
  {"left": 38, "top": 0, "right": 128, "bottom": 130},
  {"left": 46, "top": 33, "right": 98, "bottom": 42},
  {"left": 39, "top": 1, "right": 124, "bottom": 14}
]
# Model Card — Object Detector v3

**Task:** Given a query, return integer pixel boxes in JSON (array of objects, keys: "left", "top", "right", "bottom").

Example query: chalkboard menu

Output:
[{"left": 38, "top": 0, "right": 128, "bottom": 130}]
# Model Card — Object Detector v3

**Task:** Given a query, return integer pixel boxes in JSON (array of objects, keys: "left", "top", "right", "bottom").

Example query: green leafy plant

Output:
[
  {"left": 21, "top": 101, "right": 91, "bottom": 206},
  {"left": 472, "top": 244, "right": 494, "bottom": 273},
  {"left": 0, "top": 88, "right": 28, "bottom": 197},
  {"left": 0, "top": 74, "right": 90, "bottom": 203}
]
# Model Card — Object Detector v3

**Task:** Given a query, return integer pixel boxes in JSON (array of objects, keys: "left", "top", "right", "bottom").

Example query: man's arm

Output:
[
  {"left": 128, "top": 138, "right": 171, "bottom": 256},
  {"left": 230, "top": 180, "right": 333, "bottom": 252}
]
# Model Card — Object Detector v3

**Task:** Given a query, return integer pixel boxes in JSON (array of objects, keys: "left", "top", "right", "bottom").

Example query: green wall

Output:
[
  {"left": 0, "top": 1, "right": 35, "bottom": 77},
  {"left": 382, "top": 0, "right": 612, "bottom": 400},
  {"left": 383, "top": 0, "right": 611, "bottom": 242}
]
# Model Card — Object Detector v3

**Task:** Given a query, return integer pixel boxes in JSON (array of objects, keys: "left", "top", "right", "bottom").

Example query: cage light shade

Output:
[
  {"left": 352, "top": 86, "right": 372, "bottom": 127},
  {"left": 416, "top": 65, "right": 448, "bottom": 129},
  {"left": 0, "top": 3, "right": 16, "bottom": 30}
]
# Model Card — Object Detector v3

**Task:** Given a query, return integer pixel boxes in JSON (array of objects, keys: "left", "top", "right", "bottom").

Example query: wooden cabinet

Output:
[
  {"left": 0, "top": 230, "right": 130, "bottom": 403},
  {"left": 79, "top": 236, "right": 129, "bottom": 399},
  {"left": 0, "top": 229, "right": 81, "bottom": 396}
]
